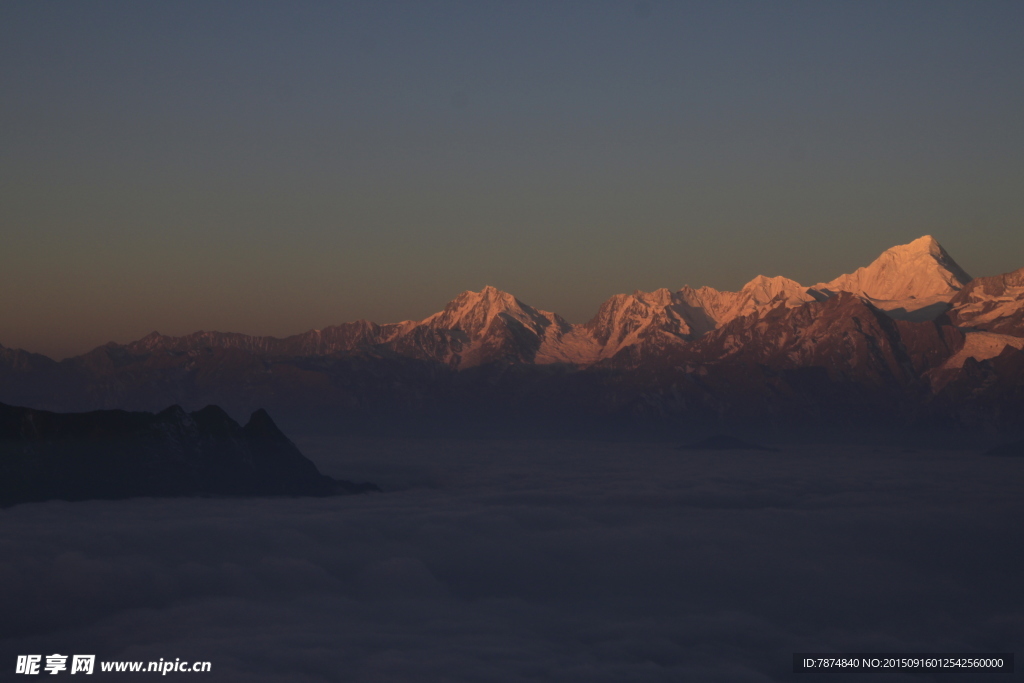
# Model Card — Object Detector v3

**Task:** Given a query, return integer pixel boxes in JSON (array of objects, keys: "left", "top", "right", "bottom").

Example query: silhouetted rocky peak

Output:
[
  {"left": 244, "top": 407, "right": 289, "bottom": 440},
  {"left": 0, "top": 402, "right": 377, "bottom": 507}
]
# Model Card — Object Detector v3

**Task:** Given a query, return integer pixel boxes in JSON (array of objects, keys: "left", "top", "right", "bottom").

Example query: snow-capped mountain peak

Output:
[
  {"left": 408, "top": 286, "right": 582, "bottom": 368},
  {"left": 813, "top": 235, "right": 971, "bottom": 302},
  {"left": 422, "top": 286, "right": 561, "bottom": 339},
  {"left": 739, "top": 274, "right": 806, "bottom": 301},
  {"left": 579, "top": 287, "right": 718, "bottom": 361},
  {"left": 733, "top": 274, "right": 814, "bottom": 313}
]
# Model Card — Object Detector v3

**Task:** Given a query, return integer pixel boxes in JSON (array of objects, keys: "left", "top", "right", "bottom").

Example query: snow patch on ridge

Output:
[
  {"left": 677, "top": 275, "right": 813, "bottom": 327},
  {"left": 942, "top": 332, "right": 1024, "bottom": 369}
]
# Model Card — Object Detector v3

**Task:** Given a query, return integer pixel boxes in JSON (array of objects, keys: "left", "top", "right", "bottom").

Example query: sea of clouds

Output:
[{"left": 1, "top": 438, "right": 1021, "bottom": 682}]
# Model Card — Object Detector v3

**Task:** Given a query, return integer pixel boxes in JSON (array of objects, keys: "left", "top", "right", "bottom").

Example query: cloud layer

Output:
[{"left": 1, "top": 439, "right": 1021, "bottom": 681}]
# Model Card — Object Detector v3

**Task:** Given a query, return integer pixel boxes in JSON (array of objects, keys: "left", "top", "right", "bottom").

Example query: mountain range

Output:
[{"left": 3, "top": 236, "right": 1023, "bottom": 439}]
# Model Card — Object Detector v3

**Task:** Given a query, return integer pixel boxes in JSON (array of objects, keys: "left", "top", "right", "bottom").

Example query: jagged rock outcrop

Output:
[{"left": 0, "top": 402, "right": 377, "bottom": 506}]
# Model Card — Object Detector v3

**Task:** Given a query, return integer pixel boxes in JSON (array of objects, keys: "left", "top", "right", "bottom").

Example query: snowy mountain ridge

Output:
[
  {"left": 17, "top": 235, "right": 1015, "bottom": 371},
  {"left": 6, "top": 235, "right": 1024, "bottom": 436},
  {"left": 397, "top": 234, "right": 1000, "bottom": 367}
]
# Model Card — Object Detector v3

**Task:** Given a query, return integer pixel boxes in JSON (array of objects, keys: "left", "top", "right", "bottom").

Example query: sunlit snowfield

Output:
[{"left": 2, "top": 439, "right": 1021, "bottom": 682}]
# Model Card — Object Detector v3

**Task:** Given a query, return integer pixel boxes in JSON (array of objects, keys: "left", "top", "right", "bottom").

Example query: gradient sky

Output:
[{"left": 2, "top": 1, "right": 1023, "bottom": 359}]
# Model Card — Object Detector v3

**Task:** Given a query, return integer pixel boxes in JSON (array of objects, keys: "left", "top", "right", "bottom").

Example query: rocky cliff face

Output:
[
  {"left": 946, "top": 267, "right": 1024, "bottom": 336},
  {"left": 0, "top": 402, "right": 377, "bottom": 506}
]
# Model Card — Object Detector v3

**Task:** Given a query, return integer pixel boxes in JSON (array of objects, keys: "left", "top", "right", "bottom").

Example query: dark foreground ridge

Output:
[
  {"left": 678, "top": 434, "right": 780, "bottom": 452},
  {"left": 0, "top": 402, "right": 378, "bottom": 507}
]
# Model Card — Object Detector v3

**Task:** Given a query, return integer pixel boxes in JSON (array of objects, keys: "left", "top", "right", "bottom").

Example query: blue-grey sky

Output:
[{"left": 2, "top": 1, "right": 1023, "bottom": 359}]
